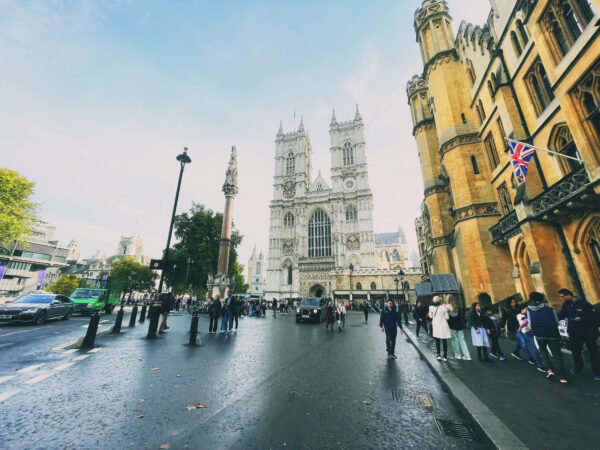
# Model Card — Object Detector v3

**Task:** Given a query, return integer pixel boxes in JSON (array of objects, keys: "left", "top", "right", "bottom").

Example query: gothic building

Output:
[
  {"left": 247, "top": 246, "right": 266, "bottom": 296},
  {"left": 410, "top": 0, "right": 600, "bottom": 308}
]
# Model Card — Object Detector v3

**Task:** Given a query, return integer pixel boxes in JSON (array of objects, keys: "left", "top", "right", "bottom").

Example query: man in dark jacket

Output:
[
  {"left": 499, "top": 297, "right": 520, "bottom": 338},
  {"left": 527, "top": 292, "right": 567, "bottom": 383},
  {"left": 558, "top": 288, "right": 600, "bottom": 381},
  {"left": 380, "top": 300, "right": 404, "bottom": 359},
  {"left": 363, "top": 301, "right": 369, "bottom": 323},
  {"left": 158, "top": 293, "right": 171, "bottom": 334},
  {"left": 208, "top": 296, "right": 221, "bottom": 334},
  {"left": 413, "top": 301, "right": 428, "bottom": 337}
]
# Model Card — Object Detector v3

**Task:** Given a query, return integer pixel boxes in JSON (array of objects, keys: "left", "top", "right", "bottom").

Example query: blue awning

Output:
[
  {"left": 415, "top": 282, "right": 432, "bottom": 296},
  {"left": 430, "top": 274, "right": 459, "bottom": 293}
]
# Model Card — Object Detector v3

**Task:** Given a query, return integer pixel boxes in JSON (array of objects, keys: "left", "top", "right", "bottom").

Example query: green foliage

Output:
[
  {"left": 163, "top": 203, "right": 246, "bottom": 297},
  {"left": 110, "top": 256, "right": 158, "bottom": 295},
  {"left": 0, "top": 169, "right": 38, "bottom": 247},
  {"left": 47, "top": 274, "right": 81, "bottom": 296}
]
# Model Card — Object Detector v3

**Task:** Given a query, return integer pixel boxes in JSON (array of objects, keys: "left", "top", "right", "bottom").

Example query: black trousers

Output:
[
  {"left": 385, "top": 328, "right": 397, "bottom": 355},
  {"left": 209, "top": 315, "right": 218, "bottom": 333},
  {"left": 364, "top": 310, "right": 369, "bottom": 322},
  {"left": 476, "top": 346, "right": 490, "bottom": 360},
  {"left": 435, "top": 338, "right": 447, "bottom": 357},
  {"left": 489, "top": 334, "right": 504, "bottom": 356},
  {"left": 571, "top": 334, "right": 600, "bottom": 374},
  {"left": 233, "top": 314, "right": 239, "bottom": 329},
  {"left": 416, "top": 320, "right": 428, "bottom": 337}
]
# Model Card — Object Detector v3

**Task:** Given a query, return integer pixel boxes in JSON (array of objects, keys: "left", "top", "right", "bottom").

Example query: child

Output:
[
  {"left": 484, "top": 307, "right": 506, "bottom": 360},
  {"left": 514, "top": 305, "right": 545, "bottom": 371},
  {"left": 470, "top": 302, "right": 491, "bottom": 362}
]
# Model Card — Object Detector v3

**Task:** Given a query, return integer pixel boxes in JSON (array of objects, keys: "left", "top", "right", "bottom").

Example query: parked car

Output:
[
  {"left": 295, "top": 298, "right": 326, "bottom": 323},
  {"left": 0, "top": 293, "right": 74, "bottom": 325}
]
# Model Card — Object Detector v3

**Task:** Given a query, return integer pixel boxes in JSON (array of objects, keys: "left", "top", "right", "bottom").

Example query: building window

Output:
[
  {"left": 286, "top": 153, "right": 295, "bottom": 175},
  {"left": 526, "top": 59, "right": 555, "bottom": 116},
  {"left": 571, "top": 61, "right": 600, "bottom": 149},
  {"left": 497, "top": 118, "right": 507, "bottom": 150},
  {"left": 308, "top": 209, "right": 331, "bottom": 257},
  {"left": 516, "top": 19, "right": 529, "bottom": 45},
  {"left": 549, "top": 124, "right": 582, "bottom": 175},
  {"left": 466, "top": 60, "right": 476, "bottom": 86},
  {"left": 343, "top": 142, "right": 354, "bottom": 166},
  {"left": 287, "top": 266, "right": 293, "bottom": 285},
  {"left": 284, "top": 212, "right": 295, "bottom": 228},
  {"left": 592, "top": 239, "right": 600, "bottom": 272},
  {"left": 497, "top": 183, "right": 514, "bottom": 216},
  {"left": 484, "top": 133, "right": 501, "bottom": 168},
  {"left": 487, "top": 81, "right": 495, "bottom": 99},
  {"left": 391, "top": 249, "right": 400, "bottom": 261},
  {"left": 345, "top": 205, "right": 357, "bottom": 222},
  {"left": 471, "top": 155, "right": 480, "bottom": 174},
  {"left": 356, "top": 282, "right": 362, "bottom": 290},
  {"left": 542, "top": 0, "right": 594, "bottom": 61},
  {"left": 370, "top": 282, "right": 377, "bottom": 290},
  {"left": 511, "top": 31, "right": 523, "bottom": 57}
]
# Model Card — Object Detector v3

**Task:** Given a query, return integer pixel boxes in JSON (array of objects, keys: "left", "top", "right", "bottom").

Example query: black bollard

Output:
[
  {"left": 81, "top": 311, "right": 101, "bottom": 349},
  {"left": 146, "top": 301, "right": 161, "bottom": 339},
  {"left": 112, "top": 302, "right": 125, "bottom": 334},
  {"left": 188, "top": 307, "right": 200, "bottom": 345},
  {"left": 139, "top": 302, "right": 147, "bottom": 323},
  {"left": 129, "top": 303, "right": 138, "bottom": 327}
]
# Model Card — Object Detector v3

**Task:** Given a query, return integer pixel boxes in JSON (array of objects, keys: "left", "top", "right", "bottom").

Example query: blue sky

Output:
[{"left": 1, "top": 0, "right": 491, "bottom": 271}]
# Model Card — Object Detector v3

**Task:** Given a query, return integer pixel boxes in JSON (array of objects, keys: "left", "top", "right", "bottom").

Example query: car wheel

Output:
[
  {"left": 63, "top": 311, "right": 72, "bottom": 320},
  {"left": 35, "top": 312, "right": 46, "bottom": 325}
]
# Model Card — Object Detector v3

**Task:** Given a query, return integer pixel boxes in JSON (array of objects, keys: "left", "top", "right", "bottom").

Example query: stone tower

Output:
[{"left": 410, "top": 0, "right": 513, "bottom": 304}]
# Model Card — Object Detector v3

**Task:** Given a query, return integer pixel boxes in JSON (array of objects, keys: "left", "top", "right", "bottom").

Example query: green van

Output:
[{"left": 69, "top": 280, "right": 124, "bottom": 315}]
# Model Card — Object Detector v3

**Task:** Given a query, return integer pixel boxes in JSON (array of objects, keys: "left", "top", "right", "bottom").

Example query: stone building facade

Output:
[
  {"left": 247, "top": 246, "right": 266, "bottom": 296},
  {"left": 410, "top": 0, "right": 600, "bottom": 308}
]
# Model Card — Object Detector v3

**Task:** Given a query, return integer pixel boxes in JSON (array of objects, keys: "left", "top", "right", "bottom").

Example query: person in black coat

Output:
[
  {"left": 412, "top": 300, "right": 428, "bottom": 337},
  {"left": 499, "top": 298, "right": 520, "bottom": 338},
  {"left": 232, "top": 296, "right": 241, "bottom": 332},
  {"left": 208, "top": 296, "right": 221, "bottom": 334},
  {"left": 363, "top": 301, "right": 369, "bottom": 323},
  {"left": 158, "top": 293, "right": 171, "bottom": 333},
  {"left": 379, "top": 300, "right": 404, "bottom": 359}
]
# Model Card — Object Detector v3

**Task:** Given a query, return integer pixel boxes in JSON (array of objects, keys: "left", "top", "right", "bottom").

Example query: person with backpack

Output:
[
  {"left": 413, "top": 300, "right": 428, "bottom": 338},
  {"left": 337, "top": 302, "right": 347, "bottom": 331},
  {"left": 513, "top": 304, "right": 545, "bottom": 372},
  {"left": 446, "top": 295, "right": 470, "bottom": 360},
  {"left": 558, "top": 288, "right": 600, "bottom": 381},
  {"left": 429, "top": 296, "right": 451, "bottom": 361},
  {"left": 527, "top": 292, "right": 567, "bottom": 383},
  {"left": 483, "top": 306, "right": 506, "bottom": 360}
]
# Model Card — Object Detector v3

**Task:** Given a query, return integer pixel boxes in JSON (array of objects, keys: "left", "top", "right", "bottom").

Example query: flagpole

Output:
[{"left": 506, "top": 138, "right": 583, "bottom": 164}]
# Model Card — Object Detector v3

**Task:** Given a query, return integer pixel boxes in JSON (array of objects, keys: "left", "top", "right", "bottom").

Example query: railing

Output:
[
  {"left": 530, "top": 168, "right": 590, "bottom": 216},
  {"left": 490, "top": 210, "right": 518, "bottom": 243}
]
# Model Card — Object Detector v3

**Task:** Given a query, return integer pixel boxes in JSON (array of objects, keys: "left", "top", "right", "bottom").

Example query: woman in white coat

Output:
[
  {"left": 429, "top": 296, "right": 451, "bottom": 361},
  {"left": 337, "top": 302, "right": 347, "bottom": 331}
]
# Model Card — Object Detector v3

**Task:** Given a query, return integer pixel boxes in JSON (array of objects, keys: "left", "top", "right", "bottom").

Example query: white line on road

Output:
[
  {"left": 87, "top": 348, "right": 101, "bottom": 353},
  {"left": 100, "top": 320, "right": 109, "bottom": 323},
  {"left": 64, "top": 348, "right": 78, "bottom": 354},
  {"left": 53, "top": 362, "right": 75, "bottom": 372},
  {"left": 0, "top": 343, "right": 14, "bottom": 349},
  {"left": 0, "top": 329, "right": 36, "bottom": 338},
  {"left": 53, "top": 339, "right": 79, "bottom": 351},
  {"left": 24, "top": 372, "right": 53, "bottom": 385},
  {"left": 17, "top": 364, "right": 45, "bottom": 374},
  {"left": 73, "top": 355, "right": 90, "bottom": 361},
  {"left": 0, "top": 389, "right": 21, "bottom": 402},
  {"left": 0, "top": 375, "right": 16, "bottom": 384}
]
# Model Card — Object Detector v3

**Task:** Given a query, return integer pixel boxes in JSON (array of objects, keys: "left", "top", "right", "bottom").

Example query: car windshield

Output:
[
  {"left": 71, "top": 289, "right": 102, "bottom": 299},
  {"left": 15, "top": 295, "right": 53, "bottom": 304},
  {"left": 300, "top": 298, "right": 320, "bottom": 307}
]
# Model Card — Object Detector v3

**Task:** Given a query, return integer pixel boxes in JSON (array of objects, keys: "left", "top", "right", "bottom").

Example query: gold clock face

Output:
[{"left": 283, "top": 181, "right": 295, "bottom": 199}]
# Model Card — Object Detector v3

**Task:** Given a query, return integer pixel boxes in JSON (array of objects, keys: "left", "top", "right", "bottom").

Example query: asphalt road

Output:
[{"left": 0, "top": 312, "right": 489, "bottom": 449}]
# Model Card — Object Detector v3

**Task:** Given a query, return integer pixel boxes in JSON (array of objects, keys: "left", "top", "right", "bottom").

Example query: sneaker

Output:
[
  {"left": 511, "top": 353, "right": 522, "bottom": 361},
  {"left": 463, "top": 357, "right": 472, "bottom": 361},
  {"left": 387, "top": 353, "right": 391, "bottom": 359},
  {"left": 569, "top": 368, "right": 581, "bottom": 375},
  {"left": 233, "top": 329, "right": 237, "bottom": 333},
  {"left": 391, "top": 354, "right": 398, "bottom": 359},
  {"left": 546, "top": 370, "right": 555, "bottom": 379},
  {"left": 528, "top": 359, "right": 536, "bottom": 365},
  {"left": 436, "top": 355, "right": 442, "bottom": 360},
  {"left": 536, "top": 365, "right": 547, "bottom": 373},
  {"left": 593, "top": 374, "right": 600, "bottom": 381},
  {"left": 442, "top": 357, "right": 448, "bottom": 362},
  {"left": 499, "top": 356, "right": 507, "bottom": 361},
  {"left": 489, "top": 353, "right": 499, "bottom": 359},
  {"left": 559, "top": 378, "right": 568, "bottom": 384},
  {"left": 456, "top": 355, "right": 463, "bottom": 360}
]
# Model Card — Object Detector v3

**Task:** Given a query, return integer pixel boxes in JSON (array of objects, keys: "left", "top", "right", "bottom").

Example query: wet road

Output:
[{"left": 1, "top": 312, "right": 489, "bottom": 449}]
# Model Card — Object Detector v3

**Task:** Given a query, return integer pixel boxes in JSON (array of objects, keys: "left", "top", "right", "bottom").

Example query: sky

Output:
[{"left": 0, "top": 0, "right": 491, "bottom": 275}]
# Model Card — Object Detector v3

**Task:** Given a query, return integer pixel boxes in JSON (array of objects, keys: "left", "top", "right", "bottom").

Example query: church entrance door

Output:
[{"left": 309, "top": 284, "right": 325, "bottom": 298}]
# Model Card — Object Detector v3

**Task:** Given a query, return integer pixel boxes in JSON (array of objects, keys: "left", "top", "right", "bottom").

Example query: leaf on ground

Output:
[
  {"left": 138, "top": 399, "right": 145, "bottom": 403},
  {"left": 96, "top": 430, "right": 104, "bottom": 435},
  {"left": 152, "top": 367, "right": 160, "bottom": 371},
  {"left": 160, "top": 444, "right": 170, "bottom": 449},
  {"left": 186, "top": 405, "right": 196, "bottom": 411},
  {"left": 176, "top": 374, "right": 181, "bottom": 377},
  {"left": 362, "top": 401, "right": 371, "bottom": 405},
  {"left": 195, "top": 403, "right": 207, "bottom": 408},
  {"left": 136, "top": 414, "right": 144, "bottom": 418}
]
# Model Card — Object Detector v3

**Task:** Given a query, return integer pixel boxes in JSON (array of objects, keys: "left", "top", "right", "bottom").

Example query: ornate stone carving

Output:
[
  {"left": 283, "top": 180, "right": 296, "bottom": 199},
  {"left": 424, "top": 49, "right": 458, "bottom": 77},
  {"left": 407, "top": 74, "right": 427, "bottom": 97},
  {"left": 439, "top": 133, "right": 480, "bottom": 156},
  {"left": 282, "top": 240, "right": 294, "bottom": 256},
  {"left": 424, "top": 184, "right": 448, "bottom": 197},
  {"left": 222, "top": 146, "right": 239, "bottom": 196},
  {"left": 414, "top": 0, "right": 450, "bottom": 30},
  {"left": 346, "top": 234, "right": 360, "bottom": 250},
  {"left": 451, "top": 202, "right": 500, "bottom": 224},
  {"left": 431, "top": 234, "right": 452, "bottom": 249}
]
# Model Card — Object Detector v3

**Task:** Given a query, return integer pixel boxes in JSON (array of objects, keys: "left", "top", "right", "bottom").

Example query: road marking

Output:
[
  {"left": 87, "top": 348, "right": 101, "bottom": 353},
  {"left": 0, "top": 343, "right": 14, "bottom": 349},
  {"left": 0, "top": 389, "right": 21, "bottom": 402},
  {"left": 53, "top": 362, "right": 75, "bottom": 372},
  {"left": 53, "top": 339, "right": 79, "bottom": 351},
  {"left": 100, "top": 320, "right": 109, "bottom": 324},
  {"left": 17, "top": 364, "right": 45, "bottom": 374},
  {"left": 0, "top": 329, "right": 36, "bottom": 338},
  {"left": 0, "top": 375, "right": 16, "bottom": 384},
  {"left": 24, "top": 372, "right": 53, "bottom": 385},
  {"left": 64, "top": 348, "right": 78, "bottom": 354},
  {"left": 73, "top": 355, "right": 90, "bottom": 361}
]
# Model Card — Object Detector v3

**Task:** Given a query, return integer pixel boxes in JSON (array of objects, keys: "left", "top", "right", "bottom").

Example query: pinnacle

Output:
[
  {"left": 354, "top": 104, "right": 362, "bottom": 121},
  {"left": 330, "top": 108, "right": 337, "bottom": 125},
  {"left": 298, "top": 116, "right": 305, "bottom": 132},
  {"left": 277, "top": 120, "right": 283, "bottom": 136}
]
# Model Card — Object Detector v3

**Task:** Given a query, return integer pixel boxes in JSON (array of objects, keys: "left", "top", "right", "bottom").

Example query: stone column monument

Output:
[{"left": 208, "top": 146, "right": 239, "bottom": 298}]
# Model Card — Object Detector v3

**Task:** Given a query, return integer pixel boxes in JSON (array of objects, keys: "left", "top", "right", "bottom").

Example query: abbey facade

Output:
[{"left": 410, "top": 0, "right": 600, "bottom": 308}]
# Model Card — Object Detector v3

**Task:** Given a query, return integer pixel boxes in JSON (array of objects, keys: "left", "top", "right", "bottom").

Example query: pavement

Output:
[
  {"left": 1, "top": 311, "right": 490, "bottom": 449},
  {"left": 407, "top": 323, "right": 599, "bottom": 450}
]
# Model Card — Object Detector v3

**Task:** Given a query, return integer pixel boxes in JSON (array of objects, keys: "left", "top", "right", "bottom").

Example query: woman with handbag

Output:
[
  {"left": 446, "top": 294, "right": 471, "bottom": 360},
  {"left": 429, "top": 296, "right": 451, "bottom": 361}
]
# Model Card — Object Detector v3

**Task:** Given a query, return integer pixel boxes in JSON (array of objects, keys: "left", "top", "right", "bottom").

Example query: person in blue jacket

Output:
[
  {"left": 412, "top": 300, "right": 428, "bottom": 337},
  {"left": 380, "top": 300, "right": 404, "bottom": 359}
]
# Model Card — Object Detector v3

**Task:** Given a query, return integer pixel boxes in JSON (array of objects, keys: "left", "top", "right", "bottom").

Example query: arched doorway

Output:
[
  {"left": 309, "top": 284, "right": 325, "bottom": 298},
  {"left": 514, "top": 239, "right": 535, "bottom": 298}
]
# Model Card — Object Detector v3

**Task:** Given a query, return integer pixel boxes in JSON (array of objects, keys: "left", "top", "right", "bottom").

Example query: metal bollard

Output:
[
  {"left": 188, "top": 307, "right": 200, "bottom": 345},
  {"left": 139, "top": 302, "right": 147, "bottom": 323},
  {"left": 146, "top": 301, "right": 161, "bottom": 339},
  {"left": 112, "top": 302, "right": 125, "bottom": 333},
  {"left": 81, "top": 310, "right": 101, "bottom": 349},
  {"left": 129, "top": 303, "right": 138, "bottom": 327}
]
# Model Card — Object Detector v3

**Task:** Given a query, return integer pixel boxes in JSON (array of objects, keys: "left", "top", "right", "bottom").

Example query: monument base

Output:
[{"left": 207, "top": 273, "right": 233, "bottom": 299}]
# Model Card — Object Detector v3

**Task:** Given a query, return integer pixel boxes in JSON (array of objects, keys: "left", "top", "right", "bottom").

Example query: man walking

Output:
[
  {"left": 232, "top": 296, "right": 240, "bottom": 332},
  {"left": 158, "top": 293, "right": 171, "bottom": 334},
  {"left": 558, "top": 288, "right": 600, "bottom": 381},
  {"left": 223, "top": 291, "right": 234, "bottom": 335},
  {"left": 363, "top": 301, "right": 369, "bottom": 323},
  {"left": 380, "top": 300, "right": 404, "bottom": 359},
  {"left": 272, "top": 298, "right": 277, "bottom": 317},
  {"left": 208, "top": 295, "right": 221, "bottom": 334}
]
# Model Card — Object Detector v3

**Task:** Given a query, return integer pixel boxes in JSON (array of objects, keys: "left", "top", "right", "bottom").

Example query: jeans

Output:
[
  {"left": 514, "top": 332, "right": 543, "bottom": 365},
  {"left": 338, "top": 314, "right": 346, "bottom": 329},
  {"left": 385, "top": 328, "right": 397, "bottom": 354},
  {"left": 223, "top": 309, "right": 233, "bottom": 331},
  {"left": 450, "top": 329, "right": 470, "bottom": 358},
  {"left": 570, "top": 334, "right": 600, "bottom": 374},
  {"left": 435, "top": 338, "right": 448, "bottom": 358},
  {"left": 416, "top": 320, "right": 428, "bottom": 337},
  {"left": 537, "top": 338, "right": 566, "bottom": 378}
]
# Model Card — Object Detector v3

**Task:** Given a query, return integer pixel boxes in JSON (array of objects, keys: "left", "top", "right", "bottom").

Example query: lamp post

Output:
[
  {"left": 148, "top": 147, "right": 192, "bottom": 339},
  {"left": 394, "top": 276, "right": 399, "bottom": 311},
  {"left": 349, "top": 263, "right": 354, "bottom": 309},
  {"left": 398, "top": 269, "right": 408, "bottom": 325}
]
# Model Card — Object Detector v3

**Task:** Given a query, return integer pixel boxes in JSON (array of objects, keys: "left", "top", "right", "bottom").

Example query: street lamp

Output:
[
  {"left": 148, "top": 147, "right": 192, "bottom": 339},
  {"left": 349, "top": 263, "right": 354, "bottom": 309},
  {"left": 398, "top": 269, "right": 408, "bottom": 325},
  {"left": 394, "top": 276, "right": 399, "bottom": 311}
]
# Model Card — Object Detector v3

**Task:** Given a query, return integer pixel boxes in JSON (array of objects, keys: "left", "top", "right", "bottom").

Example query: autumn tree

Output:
[{"left": 0, "top": 169, "right": 38, "bottom": 247}]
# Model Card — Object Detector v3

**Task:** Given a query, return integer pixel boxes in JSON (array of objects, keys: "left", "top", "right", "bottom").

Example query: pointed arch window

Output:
[
  {"left": 526, "top": 59, "right": 555, "bottom": 116},
  {"left": 487, "top": 81, "right": 495, "bottom": 98},
  {"left": 484, "top": 133, "right": 501, "bottom": 168},
  {"left": 284, "top": 212, "right": 295, "bottom": 228},
  {"left": 592, "top": 239, "right": 600, "bottom": 272},
  {"left": 346, "top": 204, "right": 357, "bottom": 222},
  {"left": 542, "top": 0, "right": 594, "bottom": 61},
  {"left": 370, "top": 282, "right": 377, "bottom": 290},
  {"left": 286, "top": 152, "right": 295, "bottom": 175},
  {"left": 308, "top": 209, "right": 331, "bottom": 257},
  {"left": 287, "top": 265, "right": 293, "bottom": 285},
  {"left": 549, "top": 124, "right": 582, "bottom": 176},
  {"left": 471, "top": 155, "right": 480, "bottom": 174},
  {"left": 391, "top": 249, "right": 400, "bottom": 262},
  {"left": 356, "top": 282, "right": 362, "bottom": 290},
  {"left": 497, "top": 182, "right": 514, "bottom": 216},
  {"left": 466, "top": 60, "right": 476, "bottom": 86},
  {"left": 511, "top": 31, "right": 522, "bottom": 57},
  {"left": 343, "top": 142, "right": 354, "bottom": 166},
  {"left": 516, "top": 19, "right": 529, "bottom": 45}
]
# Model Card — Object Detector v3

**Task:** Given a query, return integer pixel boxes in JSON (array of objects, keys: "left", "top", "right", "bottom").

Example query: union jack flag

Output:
[{"left": 508, "top": 140, "right": 536, "bottom": 183}]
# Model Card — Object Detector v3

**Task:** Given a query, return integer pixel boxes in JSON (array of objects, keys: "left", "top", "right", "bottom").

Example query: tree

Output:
[
  {"left": 0, "top": 169, "right": 38, "bottom": 247},
  {"left": 47, "top": 275, "right": 81, "bottom": 296},
  {"left": 110, "top": 257, "right": 158, "bottom": 300},
  {"left": 162, "top": 203, "right": 246, "bottom": 297}
]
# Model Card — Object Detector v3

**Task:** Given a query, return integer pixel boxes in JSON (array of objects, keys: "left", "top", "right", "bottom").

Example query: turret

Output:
[
  {"left": 414, "top": 0, "right": 455, "bottom": 65},
  {"left": 407, "top": 74, "right": 433, "bottom": 130}
]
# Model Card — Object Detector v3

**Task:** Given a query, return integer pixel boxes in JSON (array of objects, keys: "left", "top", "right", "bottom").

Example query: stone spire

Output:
[
  {"left": 277, "top": 120, "right": 283, "bottom": 136},
  {"left": 330, "top": 109, "right": 337, "bottom": 126},
  {"left": 298, "top": 116, "right": 305, "bottom": 133},
  {"left": 222, "top": 145, "right": 239, "bottom": 197},
  {"left": 354, "top": 104, "right": 363, "bottom": 122}
]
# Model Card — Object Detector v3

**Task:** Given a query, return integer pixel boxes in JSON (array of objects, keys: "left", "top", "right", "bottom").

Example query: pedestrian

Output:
[
  {"left": 158, "top": 293, "right": 171, "bottom": 334},
  {"left": 429, "top": 296, "right": 451, "bottom": 361},
  {"left": 513, "top": 305, "right": 545, "bottom": 372},
  {"left": 470, "top": 302, "right": 491, "bottom": 362},
  {"left": 285, "top": 299, "right": 289, "bottom": 315},
  {"left": 175, "top": 297, "right": 180, "bottom": 312},
  {"left": 272, "top": 298, "right": 277, "bottom": 317},
  {"left": 558, "top": 288, "right": 600, "bottom": 381},
  {"left": 232, "top": 296, "right": 240, "bottom": 333},
  {"left": 208, "top": 296, "right": 221, "bottom": 334},
  {"left": 446, "top": 295, "right": 471, "bottom": 360},
  {"left": 483, "top": 306, "right": 506, "bottom": 360},
  {"left": 337, "top": 302, "right": 347, "bottom": 331},
  {"left": 221, "top": 290, "right": 235, "bottom": 335},
  {"left": 363, "top": 300, "right": 369, "bottom": 323},
  {"left": 186, "top": 297, "right": 192, "bottom": 314},
  {"left": 499, "top": 297, "right": 520, "bottom": 339},
  {"left": 413, "top": 300, "right": 428, "bottom": 338},
  {"left": 527, "top": 292, "right": 567, "bottom": 383},
  {"left": 325, "top": 302, "right": 335, "bottom": 331},
  {"left": 379, "top": 300, "right": 404, "bottom": 359}
]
